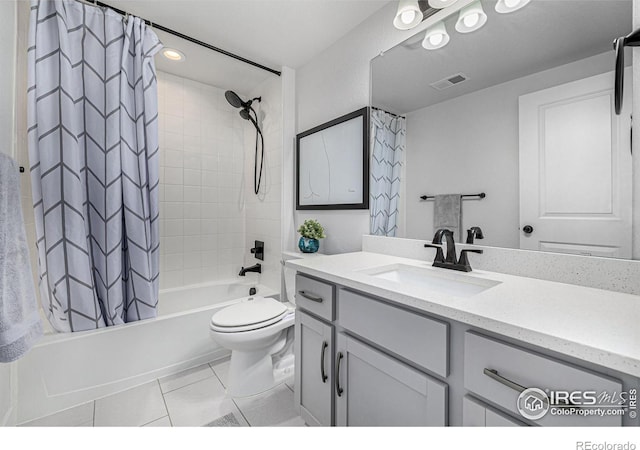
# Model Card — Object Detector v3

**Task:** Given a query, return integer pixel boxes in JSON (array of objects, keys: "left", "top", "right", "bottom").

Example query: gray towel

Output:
[
  {"left": 434, "top": 194, "right": 462, "bottom": 242},
  {"left": 0, "top": 153, "right": 42, "bottom": 362}
]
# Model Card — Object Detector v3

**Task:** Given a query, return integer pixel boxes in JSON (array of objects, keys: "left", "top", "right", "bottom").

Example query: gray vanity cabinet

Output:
[
  {"left": 462, "top": 395, "right": 527, "bottom": 427},
  {"left": 335, "top": 332, "right": 448, "bottom": 426},
  {"left": 294, "top": 310, "right": 334, "bottom": 426}
]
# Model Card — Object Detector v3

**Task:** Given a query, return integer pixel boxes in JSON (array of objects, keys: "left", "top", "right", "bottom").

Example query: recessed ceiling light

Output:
[{"left": 162, "top": 48, "right": 185, "bottom": 62}]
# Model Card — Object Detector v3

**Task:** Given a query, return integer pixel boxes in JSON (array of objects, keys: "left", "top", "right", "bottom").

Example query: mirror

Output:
[{"left": 370, "top": 0, "right": 635, "bottom": 259}]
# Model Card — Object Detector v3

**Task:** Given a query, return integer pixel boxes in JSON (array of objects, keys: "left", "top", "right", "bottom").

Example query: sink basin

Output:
[{"left": 358, "top": 264, "right": 501, "bottom": 298}]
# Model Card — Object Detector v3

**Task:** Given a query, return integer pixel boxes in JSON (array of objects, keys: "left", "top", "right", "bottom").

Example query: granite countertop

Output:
[{"left": 286, "top": 251, "right": 640, "bottom": 378}]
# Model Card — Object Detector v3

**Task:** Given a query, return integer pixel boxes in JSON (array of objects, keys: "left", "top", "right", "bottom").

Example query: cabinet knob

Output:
[{"left": 522, "top": 225, "right": 534, "bottom": 234}]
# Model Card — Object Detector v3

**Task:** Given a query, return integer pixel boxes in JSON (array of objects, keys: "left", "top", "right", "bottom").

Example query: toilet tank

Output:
[{"left": 281, "top": 251, "right": 324, "bottom": 304}]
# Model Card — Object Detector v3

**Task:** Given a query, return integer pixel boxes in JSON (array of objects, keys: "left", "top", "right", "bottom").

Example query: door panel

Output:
[
  {"left": 519, "top": 69, "right": 632, "bottom": 258},
  {"left": 294, "top": 311, "right": 333, "bottom": 426},
  {"left": 335, "top": 332, "right": 447, "bottom": 426}
]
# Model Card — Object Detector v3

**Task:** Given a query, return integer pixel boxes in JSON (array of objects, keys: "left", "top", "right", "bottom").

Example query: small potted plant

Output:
[{"left": 297, "top": 219, "right": 326, "bottom": 253}]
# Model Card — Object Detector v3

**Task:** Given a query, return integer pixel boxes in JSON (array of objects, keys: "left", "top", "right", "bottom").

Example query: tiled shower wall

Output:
[
  {"left": 157, "top": 72, "right": 246, "bottom": 289},
  {"left": 243, "top": 76, "right": 283, "bottom": 292}
]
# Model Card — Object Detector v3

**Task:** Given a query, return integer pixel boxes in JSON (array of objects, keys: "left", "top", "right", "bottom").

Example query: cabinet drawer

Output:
[
  {"left": 338, "top": 289, "right": 449, "bottom": 377},
  {"left": 464, "top": 331, "right": 623, "bottom": 426},
  {"left": 463, "top": 395, "right": 527, "bottom": 427},
  {"left": 295, "top": 274, "right": 335, "bottom": 321}
]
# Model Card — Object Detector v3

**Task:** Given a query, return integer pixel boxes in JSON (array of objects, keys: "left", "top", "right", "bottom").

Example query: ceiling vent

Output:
[{"left": 430, "top": 73, "right": 469, "bottom": 91}]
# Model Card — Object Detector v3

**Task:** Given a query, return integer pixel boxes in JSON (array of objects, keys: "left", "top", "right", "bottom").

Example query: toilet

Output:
[{"left": 209, "top": 254, "right": 299, "bottom": 397}]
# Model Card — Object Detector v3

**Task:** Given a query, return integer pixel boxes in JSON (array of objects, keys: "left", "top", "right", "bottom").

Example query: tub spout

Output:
[{"left": 239, "top": 263, "right": 261, "bottom": 276}]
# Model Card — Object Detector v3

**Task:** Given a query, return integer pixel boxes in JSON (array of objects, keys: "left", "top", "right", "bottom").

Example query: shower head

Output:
[
  {"left": 239, "top": 109, "right": 251, "bottom": 121},
  {"left": 225, "top": 90, "right": 245, "bottom": 109}
]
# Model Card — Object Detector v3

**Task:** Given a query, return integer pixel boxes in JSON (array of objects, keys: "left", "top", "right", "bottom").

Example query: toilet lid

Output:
[{"left": 211, "top": 296, "right": 288, "bottom": 328}]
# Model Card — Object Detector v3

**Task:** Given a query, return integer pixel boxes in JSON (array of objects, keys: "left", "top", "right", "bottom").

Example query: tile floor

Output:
[{"left": 21, "top": 357, "right": 303, "bottom": 427}]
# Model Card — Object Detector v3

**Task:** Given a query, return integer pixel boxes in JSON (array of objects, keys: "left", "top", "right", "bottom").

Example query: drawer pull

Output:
[
  {"left": 336, "top": 352, "right": 344, "bottom": 397},
  {"left": 320, "top": 341, "right": 328, "bottom": 383},
  {"left": 298, "top": 290, "right": 323, "bottom": 303},
  {"left": 483, "top": 368, "right": 526, "bottom": 393}
]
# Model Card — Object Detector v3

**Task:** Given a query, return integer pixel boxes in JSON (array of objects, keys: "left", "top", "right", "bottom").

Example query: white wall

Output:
[
  {"left": 404, "top": 52, "right": 614, "bottom": 247},
  {"left": 0, "top": 0, "right": 18, "bottom": 427},
  {"left": 243, "top": 75, "right": 283, "bottom": 291},
  {"left": 294, "top": 2, "right": 412, "bottom": 254}
]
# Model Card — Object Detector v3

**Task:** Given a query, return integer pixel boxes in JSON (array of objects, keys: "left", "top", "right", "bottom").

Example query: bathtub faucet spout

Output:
[{"left": 239, "top": 263, "right": 262, "bottom": 276}]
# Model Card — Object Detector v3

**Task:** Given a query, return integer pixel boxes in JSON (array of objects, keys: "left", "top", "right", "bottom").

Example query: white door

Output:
[{"left": 519, "top": 69, "right": 632, "bottom": 258}]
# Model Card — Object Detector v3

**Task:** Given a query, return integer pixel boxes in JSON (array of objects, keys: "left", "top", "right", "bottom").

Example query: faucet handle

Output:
[
  {"left": 457, "top": 249, "right": 483, "bottom": 272},
  {"left": 424, "top": 243, "right": 446, "bottom": 264}
]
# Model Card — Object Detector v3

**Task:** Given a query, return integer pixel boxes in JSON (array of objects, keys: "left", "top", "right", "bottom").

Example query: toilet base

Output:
[
  {"left": 225, "top": 328, "right": 294, "bottom": 398},
  {"left": 226, "top": 348, "right": 277, "bottom": 397}
]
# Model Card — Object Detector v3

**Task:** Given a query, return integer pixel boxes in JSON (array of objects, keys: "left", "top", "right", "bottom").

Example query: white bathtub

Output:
[{"left": 16, "top": 280, "right": 277, "bottom": 424}]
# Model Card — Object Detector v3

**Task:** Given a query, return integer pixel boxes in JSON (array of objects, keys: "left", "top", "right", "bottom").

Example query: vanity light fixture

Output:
[
  {"left": 495, "top": 0, "right": 530, "bottom": 14},
  {"left": 162, "top": 48, "right": 185, "bottom": 62},
  {"left": 422, "top": 21, "right": 450, "bottom": 50},
  {"left": 393, "top": 0, "right": 424, "bottom": 30},
  {"left": 428, "top": 0, "right": 458, "bottom": 8},
  {"left": 455, "top": 1, "right": 487, "bottom": 33}
]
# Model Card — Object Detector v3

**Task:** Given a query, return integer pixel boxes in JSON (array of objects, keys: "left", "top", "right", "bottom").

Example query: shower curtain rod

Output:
[{"left": 81, "top": 0, "right": 282, "bottom": 77}]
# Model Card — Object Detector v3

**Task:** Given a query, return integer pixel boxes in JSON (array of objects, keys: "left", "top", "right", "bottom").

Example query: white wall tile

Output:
[{"left": 156, "top": 71, "right": 281, "bottom": 291}]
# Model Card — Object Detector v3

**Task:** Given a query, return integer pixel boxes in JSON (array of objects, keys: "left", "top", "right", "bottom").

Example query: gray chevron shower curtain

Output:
[
  {"left": 370, "top": 109, "right": 406, "bottom": 237},
  {"left": 27, "top": 1, "right": 162, "bottom": 332}
]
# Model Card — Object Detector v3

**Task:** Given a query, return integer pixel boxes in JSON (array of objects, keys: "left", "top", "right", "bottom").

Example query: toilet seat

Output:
[{"left": 210, "top": 296, "right": 288, "bottom": 333}]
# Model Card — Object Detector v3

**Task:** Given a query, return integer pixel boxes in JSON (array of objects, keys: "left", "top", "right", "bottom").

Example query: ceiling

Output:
[
  {"left": 372, "top": 0, "right": 632, "bottom": 114},
  {"left": 107, "top": 0, "right": 390, "bottom": 92}
]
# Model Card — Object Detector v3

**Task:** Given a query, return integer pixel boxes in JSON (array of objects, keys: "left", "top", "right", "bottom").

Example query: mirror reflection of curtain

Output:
[{"left": 369, "top": 109, "right": 406, "bottom": 237}]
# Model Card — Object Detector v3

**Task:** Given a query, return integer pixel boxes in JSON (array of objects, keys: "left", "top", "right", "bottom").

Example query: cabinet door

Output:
[
  {"left": 463, "top": 395, "right": 527, "bottom": 427},
  {"left": 294, "top": 311, "right": 333, "bottom": 426},
  {"left": 335, "top": 332, "right": 447, "bottom": 426}
]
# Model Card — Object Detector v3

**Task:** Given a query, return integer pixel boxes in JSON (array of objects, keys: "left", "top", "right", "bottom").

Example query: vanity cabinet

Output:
[
  {"left": 294, "top": 273, "right": 448, "bottom": 426},
  {"left": 463, "top": 396, "right": 526, "bottom": 427},
  {"left": 294, "top": 272, "right": 630, "bottom": 427},
  {"left": 294, "top": 310, "right": 334, "bottom": 426},
  {"left": 335, "top": 332, "right": 448, "bottom": 426}
]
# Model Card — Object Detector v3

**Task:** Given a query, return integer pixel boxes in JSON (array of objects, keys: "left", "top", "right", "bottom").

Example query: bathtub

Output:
[{"left": 16, "top": 280, "right": 277, "bottom": 424}]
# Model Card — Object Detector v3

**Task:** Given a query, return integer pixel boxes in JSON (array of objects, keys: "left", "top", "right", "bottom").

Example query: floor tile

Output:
[
  {"left": 210, "top": 357, "right": 230, "bottom": 388},
  {"left": 234, "top": 383, "right": 300, "bottom": 426},
  {"left": 159, "top": 364, "right": 215, "bottom": 394},
  {"left": 94, "top": 381, "right": 167, "bottom": 427},
  {"left": 163, "top": 376, "right": 247, "bottom": 427},
  {"left": 143, "top": 416, "right": 172, "bottom": 427},
  {"left": 20, "top": 401, "right": 94, "bottom": 427}
]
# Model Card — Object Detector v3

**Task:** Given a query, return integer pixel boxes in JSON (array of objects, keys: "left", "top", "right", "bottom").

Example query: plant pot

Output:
[{"left": 298, "top": 237, "right": 320, "bottom": 253}]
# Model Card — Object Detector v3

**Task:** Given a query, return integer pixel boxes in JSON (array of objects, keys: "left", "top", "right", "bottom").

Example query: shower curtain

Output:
[
  {"left": 27, "top": 0, "right": 162, "bottom": 332},
  {"left": 369, "top": 109, "right": 406, "bottom": 237}
]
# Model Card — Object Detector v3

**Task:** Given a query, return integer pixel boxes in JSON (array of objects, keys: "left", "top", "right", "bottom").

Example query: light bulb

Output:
[
  {"left": 422, "top": 21, "right": 449, "bottom": 50},
  {"left": 401, "top": 9, "right": 416, "bottom": 24},
  {"left": 455, "top": 1, "right": 487, "bottom": 33},
  {"left": 429, "top": 33, "right": 444, "bottom": 46},
  {"left": 463, "top": 13, "right": 479, "bottom": 28}
]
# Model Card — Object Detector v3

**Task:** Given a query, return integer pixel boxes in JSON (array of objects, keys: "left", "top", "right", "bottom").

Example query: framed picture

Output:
[{"left": 296, "top": 107, "right": 369, "bottom": 210}]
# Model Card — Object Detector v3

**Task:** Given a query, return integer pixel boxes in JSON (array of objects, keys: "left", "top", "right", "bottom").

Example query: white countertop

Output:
[{"left": 286, "top": 252, "right": 640, "bottom": 378}]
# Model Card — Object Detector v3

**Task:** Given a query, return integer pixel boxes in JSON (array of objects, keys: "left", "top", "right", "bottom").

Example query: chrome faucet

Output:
[
  {"left": 424, "top": 228, "right": 483, "bottom": 272},
  {"left": 239, "top": 263, "right": 261, "bottom": 276}
]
